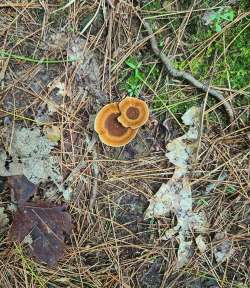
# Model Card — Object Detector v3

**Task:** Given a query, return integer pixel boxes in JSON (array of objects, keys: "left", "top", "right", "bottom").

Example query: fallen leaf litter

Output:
[
  {"left": 0, "top": 104, "right": 235, "bottom": 267},
  {"left": 0, "top": 127, "right": 73, "bottom": 265},
  {"left": 145, "top": 106, "right": 208, "bottom": 268},
  {"left": 0, "top": 35, "right": 103, "bottom": 266}
]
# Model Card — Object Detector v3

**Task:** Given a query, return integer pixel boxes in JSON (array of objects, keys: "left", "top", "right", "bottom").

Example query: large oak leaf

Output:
[{"left": 9, "top": 202, "right": 73, "bottom": 266}]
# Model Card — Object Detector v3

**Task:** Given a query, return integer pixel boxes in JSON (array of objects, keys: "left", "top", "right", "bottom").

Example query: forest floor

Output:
[{"left": 0, "top": 1, "right": 249, "bottom": 287}]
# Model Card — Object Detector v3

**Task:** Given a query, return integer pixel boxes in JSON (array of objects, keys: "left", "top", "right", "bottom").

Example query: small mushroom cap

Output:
[
  {"left": 118, "top": 97, "right": 149, "bottom": 129},
  {"left": 94, "top": 102, "right": 138, "bottom": 147}
]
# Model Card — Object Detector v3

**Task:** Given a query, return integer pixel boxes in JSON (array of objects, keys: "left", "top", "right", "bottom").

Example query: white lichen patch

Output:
[
  {"left": 145, "top": 106, "right": 207, "bottom": 268},
  {"left": 62, "top": 188, "right": 73, "bottom": 202},
  {"left": 0, "top": 127, "right": 59, "bottom": 183},
  {"left": 0, "top": 127, "right": 70, "bottom": 201}
]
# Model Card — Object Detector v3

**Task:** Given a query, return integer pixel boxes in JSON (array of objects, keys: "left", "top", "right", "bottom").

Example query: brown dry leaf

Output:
[
  {"left": 7, "top": 175, "right": 37, "bottom": 206},
  {"left": 9, "top": 202, "right": 73, "bottom": 266}
]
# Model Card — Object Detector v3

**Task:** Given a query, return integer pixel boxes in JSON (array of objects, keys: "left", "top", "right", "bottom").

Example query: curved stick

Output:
[{"left": 142, "top": 20, "right": 234, "bottom": 129}]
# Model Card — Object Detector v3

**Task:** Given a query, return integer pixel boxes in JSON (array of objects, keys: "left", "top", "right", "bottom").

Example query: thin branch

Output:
[{"left": 142, "top": 20, "right": 234, "bottom": 130}]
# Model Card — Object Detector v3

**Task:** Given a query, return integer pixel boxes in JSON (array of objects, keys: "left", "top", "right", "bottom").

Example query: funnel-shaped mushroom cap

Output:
[
  {"left": 94, "top": 102, "right": 138, "bottom": 147},
  {"left": 118, "top": 97, "right": 149, "bottom": 129}
]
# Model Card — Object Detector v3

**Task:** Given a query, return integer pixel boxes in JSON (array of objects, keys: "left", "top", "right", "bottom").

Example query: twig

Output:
[
  {"left": 142, "top": 20, "right": 234, "bottom": 129},
  {"left": 89, "top": 151, "right": 99, "bottom": 210},
  {"left": 85, "top": 133, "right": 99, "bottom": 210}
]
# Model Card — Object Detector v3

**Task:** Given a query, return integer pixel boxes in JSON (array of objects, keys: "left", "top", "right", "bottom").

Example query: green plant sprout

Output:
[
  {"left": 207, "top": 7, "right": 235, "bottom": 32},
  {"left": 122, "top": 56, "right": 162, "bottom": 97},
  {"left": 124, "top": 58, "right": 145, "bottom": 96}
]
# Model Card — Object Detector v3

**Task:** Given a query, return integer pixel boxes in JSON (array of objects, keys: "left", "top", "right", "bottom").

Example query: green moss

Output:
[
  {"left": 239, "top": 0, "right": 250, "bottom": 10},
  {"left": 184, "top": 8, "right": 250, "bottom": 102},
  {"left": 185, "top": 12, "right": 250, "bottom": 110},
  {"left": 168, "top": 98, "right": 199, "bottom": 117},
  {"left": 210, "top": 19, "right": 250, "bottom": 92},
  {"left": 152, "top": 89, "right": 199, "bottom": 123}
]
